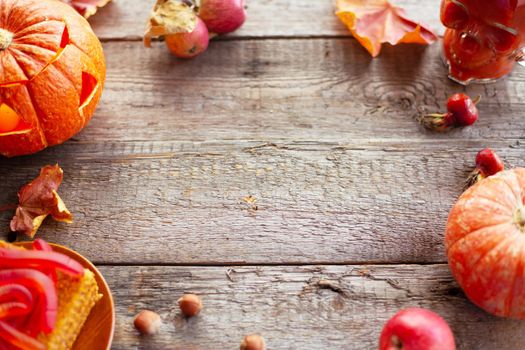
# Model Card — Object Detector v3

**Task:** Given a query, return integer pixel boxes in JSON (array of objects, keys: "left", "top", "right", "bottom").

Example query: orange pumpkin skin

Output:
[
  {"left": 0, "top": 0, "right": 106, "bottom": 157},
  {"left": 446, "top": 168, "right": 525, "bottom": 319}
]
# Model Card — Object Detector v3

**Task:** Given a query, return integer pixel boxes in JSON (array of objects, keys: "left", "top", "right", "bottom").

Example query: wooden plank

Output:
[
  {"left": 1, "top": 141, "right": 523, "bottom": 264},
  {"left": 102, "top": 264, "right": 525, "bottom": 350},
  {"left": 82, "top": 39, "right": 525, "bottom": 144},
  {"left": 90, "top": 0, "right": 443, "bottom": 41}
]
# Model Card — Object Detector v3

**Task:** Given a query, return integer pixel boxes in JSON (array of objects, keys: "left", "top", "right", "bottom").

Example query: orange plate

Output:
[{"left": 15, "top": 242, "right": 115, "bottom": 350}]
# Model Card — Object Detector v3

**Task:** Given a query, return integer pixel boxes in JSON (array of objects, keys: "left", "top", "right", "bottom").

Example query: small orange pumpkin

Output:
[
  {"left": 0, "top": 0, "right": 106, "bottom": 157},
  {"left": 446, "top": 168, "right": 525, "bottom": 318}
]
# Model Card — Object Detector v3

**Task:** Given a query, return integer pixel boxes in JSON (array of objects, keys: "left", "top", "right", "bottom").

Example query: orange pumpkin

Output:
[
  {"left": 0, "top": 0, "right": 105, "bottom": 157},
  {"left": 446, "top": 168, "right": 525, "bottom": 318}
]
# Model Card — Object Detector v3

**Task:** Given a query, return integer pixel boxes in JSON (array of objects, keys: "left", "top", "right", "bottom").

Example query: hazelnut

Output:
[
  {"left": 240, "top": 334, "right": 266, "bottom": 350},
  {"left": 133, "top": 310, "right": 162, "bottom": 335},
  {"left": 178, "top": 294, "right": 203, "bottom": 317}
]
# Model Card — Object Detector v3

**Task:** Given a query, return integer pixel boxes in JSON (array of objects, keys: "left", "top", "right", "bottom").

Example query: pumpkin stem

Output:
[
  {"left": 516, "top": 207, "right": 525, "bottom": 230},
  {"left": 0, "top": 29, "right": 13, "bottom": 50}
]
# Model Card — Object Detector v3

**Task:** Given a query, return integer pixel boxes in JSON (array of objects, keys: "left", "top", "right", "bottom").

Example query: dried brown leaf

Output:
[{"left": 10, "top": 165, "right": 72, "bottom": 238}]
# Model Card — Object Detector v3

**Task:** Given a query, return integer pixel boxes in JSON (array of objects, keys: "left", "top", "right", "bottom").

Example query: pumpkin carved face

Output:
[
  {"left": 446, "top": 168, "right": 525, "bottom": 318},
  {"left": 0, "top": 0, "right": 106, "bottom": 157}
]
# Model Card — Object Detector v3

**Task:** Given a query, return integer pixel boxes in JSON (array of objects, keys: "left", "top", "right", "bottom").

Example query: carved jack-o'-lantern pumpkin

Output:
[{"left": 0, "top": 0, "right": 106, "bottom": 157}]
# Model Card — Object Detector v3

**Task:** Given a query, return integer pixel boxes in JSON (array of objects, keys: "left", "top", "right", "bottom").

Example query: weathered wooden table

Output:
[{"left": 2, "top": 0, "right": 525, "bottom": 348}]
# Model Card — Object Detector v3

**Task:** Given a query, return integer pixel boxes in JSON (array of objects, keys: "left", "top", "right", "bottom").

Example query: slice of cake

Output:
[
  {"left": 0, "top": 240, "right": 101, "bottom": 350},
  {"left": 38, "top": 269, "right": 102, "bottom": 350}
]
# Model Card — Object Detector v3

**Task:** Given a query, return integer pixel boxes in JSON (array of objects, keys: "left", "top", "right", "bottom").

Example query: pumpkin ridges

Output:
[
  {"left": 49, "top": 41, "right": 104, "bottom": 126},
  {"left": 466, "top": 233, "right": 520, "bottom": 316},
  {"left": 445, "top": 194, "right": 514, "bottom": 248},
  {"left": 446, "top": 168, "right": 525, "bottom": 319},
  {"left": 59, "top": 5, "right": 104, "bottom": 55},
  {"left": 13, "top": 20, "right": 65, "bottom": 45},
  {"left": 505, "top": 245, "right": 525, "bottom": 317},
  {"left": 0, "top": 84, "right": 48, "bottom": 156},
  {"left": 462, "top": 195, "right": 512, "bottom": 214},
  {"left": 481, "top": 177, "right": 521, "bottom": 211},
  {"left": 467, "top": 228, "right": 517, "bottom": 276},
  {"left": 496, "top": 170, "right": 523, "bottom": 207},
  {"left": 8, "top": 47, "right": 59, "bottom": 82},
  {"left": 26, "top": 80, "right": 78, "bottom": 146},
  {"left": 0, "top": 0, "right": 105, "bottom": 156},
  {"left": 4, "top": 20, "right": 67, "bottom": 84},
  {"left": 22, "top": 83, "right": 49, "bottom": 148},
  {"left": 14, "top": 20, "right": 66, "bottom": 39},
  {"left": 3, "top": 33, "right": 103, "bottom": 149},
  {"left": 4, "top": 50, "right": 50, "bottom": 147},
  {"left": 22, "top": 85, "right": 46, "bottom": 149},
  {"left": 25, "top": 53, "right": 89, "bottom": 145},
  {"left": 5, "top": 0, "right": 72, "bottom": 34},
  {"left": 508, "top": 238, "right": 525, "bottom": 317},
  {"left": 447, "top": 223, "right": 516, "bottom": 283},
  {"left": 0, "top": 0, "right": 19, "bottom": 31},
  {"left": 0, "top": 2, "right": 96, "bottom": 86},
  {"left": 514, "top": 168, "right": 525, "bottom": 204},
  {"left": 0, "top": 49, "right": 29, "bottom": 83},
  {"left": 446, "top": 221, "right": 512, "bottom": 254}
]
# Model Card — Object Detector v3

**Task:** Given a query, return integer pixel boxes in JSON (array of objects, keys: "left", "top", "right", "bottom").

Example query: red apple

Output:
[
  {"left": 379, "top": 308, "right": 455, "bottom": 350},
  {"left": 165, "top": 17, "right": 209, "bottom": 58},
  {"left": 198, "top": 0, "right": 246, "bottom": 34}
]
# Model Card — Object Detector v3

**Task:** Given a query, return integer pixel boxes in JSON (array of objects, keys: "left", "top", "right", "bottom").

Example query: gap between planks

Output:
[
  {"left": 98, "top": 34, "right": 359, "bottom": 43},
  {"left": 93, "top": 261, "right": 448, "bottom": 267}
]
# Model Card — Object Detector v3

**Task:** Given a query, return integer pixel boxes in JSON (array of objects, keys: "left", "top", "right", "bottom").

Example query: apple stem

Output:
[
  {"left": 472, "top": 95, "right": 481, "bottom": 105},
  {"left": 390, "top": 335, "right": 403, "bottom": 350}
]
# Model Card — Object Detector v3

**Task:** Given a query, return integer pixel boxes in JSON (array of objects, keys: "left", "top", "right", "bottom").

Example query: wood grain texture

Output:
[
  {"left": 90, "top": 0, "right": 443, "bottom": 41},
  {"left": 1, "top": 141, "right": 523, "bottom": 264},
  {"left": 102, "top": 264, "right": 525, "bottom": 350},
  {"left": 75, "top": 39, "right": 525, "bottom": 144},
  {"left": 0, "top": 1, "right": 524, "bottom": 348}
]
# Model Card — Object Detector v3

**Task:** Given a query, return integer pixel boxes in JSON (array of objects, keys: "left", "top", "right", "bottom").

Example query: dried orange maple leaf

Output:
[
  {"left": 10, "top": 165, "right": 73, "bottom": 238},
  {"left": 336, "top": 0, "right": 437, "bottom": 57},
  {"left": 61, "top": 0, "right": 112, "bottom": 18}
]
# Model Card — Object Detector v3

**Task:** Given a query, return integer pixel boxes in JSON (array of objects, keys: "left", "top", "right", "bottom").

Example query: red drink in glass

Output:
[{"left": 441, "top": 0, "right": 525, "bottom": 84}]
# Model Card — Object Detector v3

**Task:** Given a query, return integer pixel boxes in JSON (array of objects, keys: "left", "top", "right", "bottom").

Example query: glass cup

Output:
[{"left": 441, "top": 0, "right": 525, "bottom": 85}]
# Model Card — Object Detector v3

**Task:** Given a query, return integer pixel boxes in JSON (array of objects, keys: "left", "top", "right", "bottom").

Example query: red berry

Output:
[
  {"left": 446, "top": 93, "right": 478, "bottom": 126},
  {"left": 418, "top": 93, "right": 479, "bottom": 131},
  {"left": 466, "top": 148, "right": 505, "bottom": 188},
  {"left": 475, "top": 148, "right": 504, "bottom": 178}
]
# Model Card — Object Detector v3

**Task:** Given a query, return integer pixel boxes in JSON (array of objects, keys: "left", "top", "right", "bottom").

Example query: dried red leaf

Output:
[
  {"left": 336, "top": 0, "right": 438, "bottom": 57},
  {"left": 61, "top": 0, "right": 112, "bottom": 18},
  {"left": 10, "top": 165, "right": 72, "bottom": 238}
]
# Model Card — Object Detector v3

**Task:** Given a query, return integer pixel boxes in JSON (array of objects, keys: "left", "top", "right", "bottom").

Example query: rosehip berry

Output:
[
  {"left": 475, "top": 148, "right": 505, "bottom": 178},
  {"left": 447, "top": 93, "right": 479, "bottom": 126},
  {"left": 419, "top": 93, "right": 479, "bottom": 131},
  {"left": 466, "top": 148, "right": 505, "bottom": 188}
]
